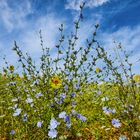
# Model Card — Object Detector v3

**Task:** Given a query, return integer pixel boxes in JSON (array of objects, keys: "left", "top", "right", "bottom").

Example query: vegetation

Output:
[{"left": 1, "top": 3, "right": 140, "bottom": 140}]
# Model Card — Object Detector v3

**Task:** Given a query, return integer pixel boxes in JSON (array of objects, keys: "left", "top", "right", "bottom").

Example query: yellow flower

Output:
[
  {"left": 9, "top": 65, "right": 14, "bottom": 71},
  {"left": 95, "top": 68, "right": 102, "bottom": 73},
  {"left": 133, "top": 74, "right": 140, "bottom": 82},
  {"left": 50, "top": 76, "right": 62, "bottom": 89}
]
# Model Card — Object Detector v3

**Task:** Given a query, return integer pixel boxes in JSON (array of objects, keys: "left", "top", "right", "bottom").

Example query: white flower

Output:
[
  {"left": 112, "top": 118, "right": 121, "bottom": 128},
  {"left": 13, "top": 108, "right": 22, "bottom": 116},
  {"left": 26, "top": 97, "right": 33, "bottom": 103},
  {"left": 48, "top": 118, "right": 60, "bottom": 129},
  {"left": 59, "top": 111, "right": 66, "bottom": 118},
  {"left": 48, "top": 129, "right": 58, "bottom": 138},
  {"left": 37, "top": 121, "right": 43, "bottom": 127},
  {"left": 10, "top": 130, "right": 15, "bottom": 135},
  {"left": 119, "top": 135, "right": 127, "bottom": 140},
  {"left": 12, "top": 98, "right": 18, "bottom": 102},
  {"left": 35, "top": 92, "right": 43, "bottom": 98},
  {"left": 101, "top": 97, "right": 109, "bottom": 101},
  {"left": 13, "top": 104, "right": 18, "bottom": 109}
]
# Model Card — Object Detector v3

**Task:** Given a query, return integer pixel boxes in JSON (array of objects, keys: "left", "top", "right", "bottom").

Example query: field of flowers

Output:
[{"left": 1, "top": 3, "right": 140, "bottom": 140}]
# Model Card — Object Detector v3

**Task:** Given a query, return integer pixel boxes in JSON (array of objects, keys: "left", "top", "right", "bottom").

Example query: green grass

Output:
[{"left": 1, "top": 75, "right": 140, "bottom": 140}]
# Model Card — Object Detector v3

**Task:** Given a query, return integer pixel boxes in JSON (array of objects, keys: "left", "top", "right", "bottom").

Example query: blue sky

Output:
[{"left": 0, "top": 0, "right": 140, "bottom": 73}]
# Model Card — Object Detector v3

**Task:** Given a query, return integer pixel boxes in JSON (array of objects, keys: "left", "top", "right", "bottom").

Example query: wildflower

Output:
[
  {"left": 71, "top": 110, "right": 77, "bottom": 115},
  {"left": 60, "top": 93, "right": 66, "bottom": 99},
  {"left": 10, "top": 130, "right": 15, "bottom": 135},
  {"left": 12, "top": 98, "right": 18, "bottom": 102},
  {"left": 26, "top": 97, "right": 33, "bottom": 103},
  {"left": 9, "top": 82, "right": 16, "bottom": 86},
  {"left": 128, "top": 104, "right": 134, "bottom": 111},
  {"left": 95, "top": 67, "right": 102, "bottom": 73},
  {"left": 48, "top": 118, "right": 60, "bottom": 129},
  {"left": 112, "top": 118, "right": 121, "bottom": 128},
  {"left": 97, "top": 91, "right": 101, "bottom": 95},
  {"left": 54, "top": 97, "right": 62, "bottom": 104},
  {"left": 48, "top": 129, "right": 58, "bottom": 138},
  {"left": 31, "top": 80, "right": 39, "bottom": 86},
  {"left": 22, "top": 114, "right": 27, "bottom": 122},
  {"left": 98, "top": 81, "right": 104, "bottom": 86},
  {"left": 102, "top": 107, "right": 116, "bottom": 115},
  {"left": 9, "top": 65, "right": 14, "bottom": 71},
  {"left": 35, "top": 92, "right": 43, "bottom": 98},
  {"left": 70, "top": 92, "right": 76, "bottom": 97},
  {"left": 74, "top": 83, "right": 80, "bottom": 89},
  {"left": 59, "top": 111, "right": 66, "bottom": 119},
  {"left": 101, "top": 97, "right": 109, "bottom": 101},
  {"left": 25, "top": 90, "right": 29, "bottom": 93},
  {"left": 51, "top": 76, "right": 62, "bottom": 89},
  {"left": 13, "top": 104, "right": 18, "bottom": 109},
  {"left": 64, "top": 84, "right": 68, "bottom": 91},
  {"left": 66, "top": 122, "right": 71, "bottom": 128},
  {"left": 72, "top": 101, "right": 76, "bottom": 107},
  {"left": 119, "top": 135, "right": 127, "bottom": 140},
  {"left": 37, "top": 121, "right": 43, "bottom": 127},
  {"left": 77, "top": 114, "right": 87, "bottom": 122},
  {"left": 13, "top": 108, "right": 22, "bottom": 116},
  {"left": 65, "top": 115, "right": 70, "bottom": 123},
  {"left": 49, "top": 103, "right": 54, "bottom": 108},
  {"left": 30, "top": 103, "right": 34, "bottom": 107},
  {"left": 133, "top": 74, "right": 140, "bottom": 82},
  {"left": 103, "top": 107, "right": 111, "bottom": 115}
]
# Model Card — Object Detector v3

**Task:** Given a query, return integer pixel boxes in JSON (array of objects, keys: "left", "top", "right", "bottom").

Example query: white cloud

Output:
[
  {"left": 18, "top": 14, "right": 66, "bottom": 55},
  {"left": 0, "top": 0, "right": 32, "bottom": 32},
  {"left": 98, "top": 25, "right": 140, "bottom": 73},
  {"left": 100, "top": 25, "right": 140, "bottom": 52},
  {"left": 65, "top": 0, "right": 109, "bottom": 10}
]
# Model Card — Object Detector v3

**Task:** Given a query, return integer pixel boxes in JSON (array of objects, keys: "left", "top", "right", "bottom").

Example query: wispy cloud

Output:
[
  {"left": 0, "top": 0, "right": 32, "bottom": 32},
  {"left": 98, "top": 25, "right": 140, "bottom": 73},
  {"left": 100, "top": 25, "right": 140, "bottom": 52},
  {"left": 65, "top": 0, "right": 109, "bottom": 10}
]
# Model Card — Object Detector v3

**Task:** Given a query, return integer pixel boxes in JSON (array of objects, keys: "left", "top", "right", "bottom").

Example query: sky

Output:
[{"left": 0, "top": 0, "right": 140, "bottom": 74}]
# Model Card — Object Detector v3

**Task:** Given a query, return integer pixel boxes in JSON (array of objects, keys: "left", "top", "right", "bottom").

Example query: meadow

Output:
[{"left": 1, "top": 3, "right": 140, "bottom": 140}]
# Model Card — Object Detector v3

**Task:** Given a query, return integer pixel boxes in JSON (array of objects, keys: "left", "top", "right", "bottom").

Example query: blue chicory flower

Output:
[
  {"left": 74, "top": 83, "right": 80, "bottom": 89},
  {"left": 64, "top": 85, "right": 68, "bottom": 91},
  {"left": 48, "top": 118, "right": 60, "bottom": 129},
  {"left": 48, "top": 129, "right": 58, "bottom": 138},
  {"left": 13, "top": 108, "right": 22, "bottom": 116},
  {"left": 22, "top": 114, "right": 27, "bottom": 122},
  {"left": 102, "top": 107, "right": 116, "bottom": 114},
  {"left": 66, "top": 122, "right": 71, "bottom": 128},
  {"left": 119, "top": 135, "right": 127, "bottom": 140},
  {"left": 70, "top": 92, "right": 76, "bottom": 97},
  {"left": 10, "top": 130, "right": 15, "bottom": 135},
  {"left": 37, "top": 121, "right": 43, "bottom": 127},
  {"left": 60, "top": 93, "right": 66, "bottom": 99},
  {"left": 35, "top": 92, "right": 43, "bottom": 98},
  {"left": 77, "top": 114, "right": 87, "bottom": 122},
  {"left": 26, "top": 97, "right": 33, "bottom": 103},
  {"left": 59, "top": 111, "right": 66, "bottom": 119},
  {"left": 97, "top": 91, "right": 102, "bottom": 95},
  {"left": 64, "top": 115, "right": 70, "bottom": 123},
  {"left": 54, "top": 97, "right": 63, "bottom": 105},
  {"left": 72, "top": 101, "right": 76, "bottom": 107},
  {"left": 112, "top": 118, "right": 121, "bottom": 128}
]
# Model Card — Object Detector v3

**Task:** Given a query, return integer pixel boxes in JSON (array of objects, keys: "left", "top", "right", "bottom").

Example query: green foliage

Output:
[{"left": 1, "top": 3, "right": 140, "bottom": 140}]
